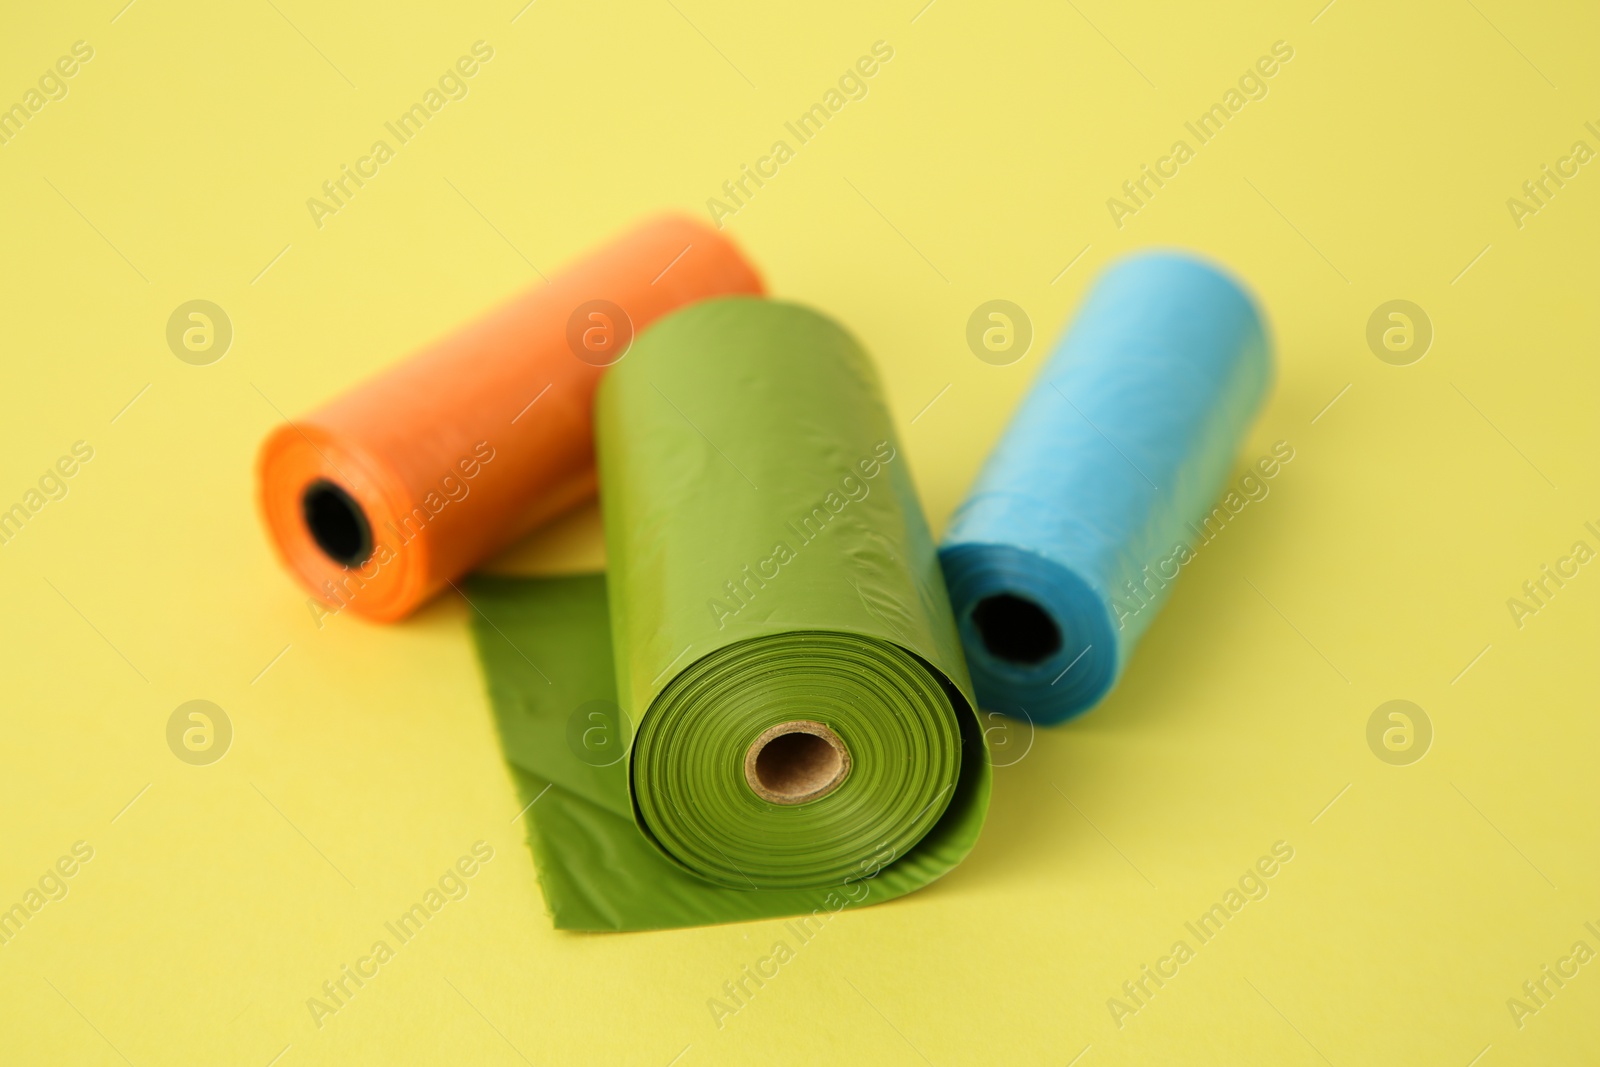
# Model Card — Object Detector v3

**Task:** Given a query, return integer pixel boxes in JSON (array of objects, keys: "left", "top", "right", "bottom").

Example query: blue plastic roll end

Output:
[
  {"left": 940, "top": 249, "right": 1272, "bottom": 724},
  {"left": 940, "top": 542, "right": 1118, "bottom": 725}
]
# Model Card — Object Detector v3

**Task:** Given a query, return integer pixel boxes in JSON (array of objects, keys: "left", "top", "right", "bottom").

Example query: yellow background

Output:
[{"left": 3, "top": 0, "right": 1597, "bottom": 1063}]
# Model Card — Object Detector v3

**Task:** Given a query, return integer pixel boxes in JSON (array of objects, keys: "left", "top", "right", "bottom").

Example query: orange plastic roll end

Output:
[{"left": 258, "top": 215, "right": 764, "bottom": 622}]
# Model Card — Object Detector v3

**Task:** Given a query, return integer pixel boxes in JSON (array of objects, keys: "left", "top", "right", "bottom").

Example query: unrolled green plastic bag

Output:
[{"left": 467, "top": 298, "right": 989, "bottom": 931}]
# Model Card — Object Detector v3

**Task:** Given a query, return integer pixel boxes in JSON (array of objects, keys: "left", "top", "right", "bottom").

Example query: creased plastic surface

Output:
[
  {"left": 467, "top": 298, "right": 989, "bottom": 931},
  {"left": 257, "top": 216, "right": 762, "bottom": 621},
  {"left": 940, "top": 252, "right": 1272, "bottom": 724}
]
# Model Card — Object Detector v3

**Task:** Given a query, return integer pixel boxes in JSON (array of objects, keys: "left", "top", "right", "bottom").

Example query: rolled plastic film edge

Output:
[
  {"left": 940, "top": 251, "right": 1273, "bottom": 723},
  {"left": 256, "top": 216, "right": 764, "bottom": 621}
]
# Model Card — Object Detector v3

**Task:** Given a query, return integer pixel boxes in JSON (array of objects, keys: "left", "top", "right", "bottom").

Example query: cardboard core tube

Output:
[{"left": 744, "top": 721, "right": 850, "bottom": 805}]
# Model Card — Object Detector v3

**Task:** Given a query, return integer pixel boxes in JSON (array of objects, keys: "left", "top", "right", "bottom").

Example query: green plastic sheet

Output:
[{"left": 467, "top": 298, "right": 990, "bottom": 931}]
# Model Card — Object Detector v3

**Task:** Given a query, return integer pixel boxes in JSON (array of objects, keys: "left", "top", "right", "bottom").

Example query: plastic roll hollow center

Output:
[
  {"left": 744, "top": 720, "right": 851, "bottom": 805},
  {"left": 302, "top": 479, "right": 373, "bottom": 568},
  {"left": 971, "top": 593, "right": 1062, "bottom": 664}
]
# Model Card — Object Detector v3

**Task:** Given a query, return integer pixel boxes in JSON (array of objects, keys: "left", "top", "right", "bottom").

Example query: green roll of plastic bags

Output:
[{"left": 467, "top": 297, "right": 990, "bottom": 931}]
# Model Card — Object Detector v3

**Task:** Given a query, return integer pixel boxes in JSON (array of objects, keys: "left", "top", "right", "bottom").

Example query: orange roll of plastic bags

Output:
[{"left": 257, "top": 216, "right": 763, "bottom": 622}]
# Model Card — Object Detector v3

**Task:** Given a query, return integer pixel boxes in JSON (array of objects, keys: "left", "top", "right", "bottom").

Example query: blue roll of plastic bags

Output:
[{"left": 940, "top": 251, "right": 1272, "bottom": 724}]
